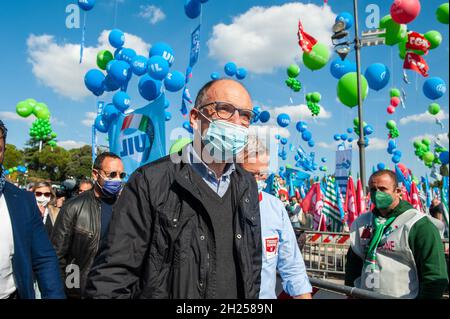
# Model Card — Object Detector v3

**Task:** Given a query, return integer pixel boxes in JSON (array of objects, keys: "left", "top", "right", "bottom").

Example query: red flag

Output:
[
  {"left": 403, "top": 52, "right": 429, "bottom": 77},
  {"left": 406, "top": 32, "right": 430, "bottom": 55},
  {"left": 356, "top": 178, "right": 366, "bottom": 215},
  {"left": 409, "top": 182, "right": 423, "bottom": 212},
  {"left": 401, "top": 184, "right": 411, "bottom": 202},
  {"left": 297, "top": 21, "right": 317, "bottom": 53},
  {"left": 302, "top": 183, "right": 326, "bottom": 231},
  {"left": 345, "top": 176, "right": 358, "bottom": 228}
]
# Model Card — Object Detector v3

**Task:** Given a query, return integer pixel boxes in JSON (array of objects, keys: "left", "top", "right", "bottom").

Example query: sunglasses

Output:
[
  {"left": 97, "top": 170, "right": 127, "bottom": 180},
  {"left": 35, "top": 192, "right": 51, "bottom": 198}
]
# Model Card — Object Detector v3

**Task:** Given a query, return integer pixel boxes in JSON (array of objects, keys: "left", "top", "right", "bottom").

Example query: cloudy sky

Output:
[{"left": 0, "top": 0, "right": 448, "bottom": 179}]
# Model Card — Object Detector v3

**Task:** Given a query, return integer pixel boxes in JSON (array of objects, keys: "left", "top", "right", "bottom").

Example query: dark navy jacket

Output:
[{"left": 2, "top": 182, "right": 65, "bottom": 299}]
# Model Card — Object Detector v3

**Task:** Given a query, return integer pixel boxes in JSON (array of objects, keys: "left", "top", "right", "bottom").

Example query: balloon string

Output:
[
  {"left": 114, "top": 0, "right": 119, "bottom": 28},
  {"left": 80, "top": 11, "right": 87, "bottom": 64}
]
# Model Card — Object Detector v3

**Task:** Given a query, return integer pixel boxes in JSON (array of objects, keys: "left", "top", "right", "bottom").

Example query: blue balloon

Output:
[
  {"left": 321, "top": 157, "right": 327, "bottom": 163},
  {"left": 439, "top": 151, "right": 449, "bottom": 165},
  {"left": 364, "top": 125, "right": 374, "bottom": 136},
  {"left": 279, "top": 167, "right": 285, "bottom": 171},
  {"left": 121, "top": 48, "right": 136, "bottom": 64},
  {"left": 210, "top": 72, "right": 220, "bottom": 80},
  {"left": 393, "top": 150, "right": 402, "bottom": 157},
  {"left": 282, "top": 155, "right": 287, "bottom": 161},
  {"left": 114, "top": 48, "right": 124, "bottom": 60},
  {"left": 388, "top": 139, "right": 396, "bottom": 149},
  {"left": 4, "top": 170, "right": 9, "bottom": 175},
  {"left": 364, "top": 136, "right": 369, "bottom": 146},
  {"left": 184, "top": 0, "right": 201, "bottom": 19},
  {"left": 200, "top": 0, "right": 208, "bottom": 2},
  {"left": 296, "top": 121, "right": 308, "bottom": 132},
  {"left": 102, "top": 103, "right": 120, "bottom": 123},
  {"left": 336, "top": 12, "right": 353, "bottom": 30},
  {"left": 147, "top": 55, "right": 170, "bottom": 80},
  {"left": 138, "top": 75, "right": 163, "bottom": 101},
  {"left": 224, "top": 62, "right": 237, "bottom": 77},
  {"left": 165, "top": 111, "right": 172, "bottom": 122},
  {"left": 392, "top": 155, "right": 401, "bottom": 164},
  {"left": 164, "top": 97, "right": 170, "bottom": 109},
  {"left": 377, "top": 163, "right": 386, "bottom": 170},
  {"left": 275, "top": 134, "right": 281, "bottom": 140},
  {"left": 364, "top": 63, "right": 390, "bottom": 91},
  {"left": 94, "top": 115, "right": 109, "bottom": 133},
  {"left": 253, "top": 106, "right": 262, "bottom": 115},
  {"left": 302, "top": 130, "right": 312, "bottom": 142},
  {"left": 330, "top": 58, "right": 357, "bottom": 79},
  {"left": 131, "top": 55, "right": 148, "bottom": 76},
  {"left": 259, "top": 111, "right": 270, "bottom": 123},
  {"left": 78, "top": 0, "right": 95, "bottom": 11},
  {"left": 236, "top": 67, "right": 248, "bottom": 80},
  {"left": 347, "top": 127, "right": 354, "bottom": 134},
  {"left": 150, "top": 42, "right": 175, "bottom": 66},
  {"left": 280, "top": 137, "right": 288, "bottom": 145},
  {"left": 109, "top": 29, "right": 125, "bottom": 49},
  {"left": 113, "top": 91, "right": 131, "bottom": 112},
  {"left": 183, "top": 121, "right": 193, "bottom": 133},
  {"left": 277, "top": 113, "right": 291, "bottom": 127},
  {"left": 308, "top": 140, "right": 315, "bottom": 147},
  {"left": 103, "top": 75, "right": 120, "bottom": 92},
  {"left": 423, "top": 77, "right": 447, "bottom": 100},
  {"left": 333, "top": 134, "right": 341, "bottom": 141},
  {"left": 164, "top": 71, "right": 186, "bottom": 92},
  {"left": 347, "top": 137, "right": 354, "bottom": 143},
  {"left": 340, "top": 134, "right": 348, "bottom": 141},
  {"left": 84, "top": 69, "right": 105, "bottom": 94},
  {"left": 108, "top": 60, "right": 130, "bottom": 85}
]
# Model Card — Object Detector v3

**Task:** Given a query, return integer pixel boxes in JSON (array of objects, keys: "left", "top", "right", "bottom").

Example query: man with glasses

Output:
[
  {"left": 86, "top": 79, "right": 262, "bottom": 299},
  {"left": 51, "top": 152, "right": 125, "bottom": 299}
]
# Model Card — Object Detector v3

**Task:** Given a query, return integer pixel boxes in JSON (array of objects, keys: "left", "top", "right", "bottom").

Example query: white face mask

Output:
[{"left": 36, "top": 195, "right": 50, "bottom": 207}]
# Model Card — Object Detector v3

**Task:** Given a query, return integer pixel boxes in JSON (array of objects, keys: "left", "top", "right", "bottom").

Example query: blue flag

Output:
[
  {"left": 189, "top": 24, "right": 201, "bottom": 68},
  {"left": 395, "top": 164, "right": 411, "bottom": 193}
]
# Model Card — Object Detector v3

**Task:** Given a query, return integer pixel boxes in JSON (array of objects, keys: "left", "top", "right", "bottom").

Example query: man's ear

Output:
[{"left": 189, "top": 108, "right": 200, "bottom": 131}]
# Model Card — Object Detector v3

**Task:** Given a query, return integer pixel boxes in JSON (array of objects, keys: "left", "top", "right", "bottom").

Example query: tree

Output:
[
  {"left": 3, "top": 144, "right": 24, "bottom": 169},
  {"left": 65, "top": 145, "right": 93, "bottom": 179}
]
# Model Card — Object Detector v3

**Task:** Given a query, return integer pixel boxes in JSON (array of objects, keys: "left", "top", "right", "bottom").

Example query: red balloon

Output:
[
  {"left": 390, "top": 0, "right": 421, "bottom": 24},
  {"left": 387, "top": 105, "right": 395, "bottom": 114},
  {"left": 391, "top": 97, "right": 400, "bottom": 107}
]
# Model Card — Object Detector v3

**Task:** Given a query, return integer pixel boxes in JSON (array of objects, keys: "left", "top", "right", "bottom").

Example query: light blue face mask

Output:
[{"left": 201, "top": 118, "right": 249, "bottom": 161}]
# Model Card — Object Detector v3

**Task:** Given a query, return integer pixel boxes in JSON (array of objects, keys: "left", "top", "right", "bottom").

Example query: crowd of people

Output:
[{"left": 0, "top": 79, "right": 448, "bottom": 300}]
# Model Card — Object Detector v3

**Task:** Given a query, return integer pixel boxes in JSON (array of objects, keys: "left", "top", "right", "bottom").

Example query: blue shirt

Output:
[
  {"left": 259, "top": 191, "right": 312, "bottom": 299},
  {"left": 186, "top": 144, "right": 235, "bottom": 197}
]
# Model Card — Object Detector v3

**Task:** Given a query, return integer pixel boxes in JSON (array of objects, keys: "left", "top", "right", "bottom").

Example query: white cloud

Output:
[
  {"left": 82, "top": 112, "right": 97, "bottom": 126},
  {"left": 58, "top": 140, "right": 88, "bottom": 150},
  {"left": 250, "top": 124, "right": 290, "bottom": 139},
  {"left": 27, "top": 31, "right": 150, "bottom": 100},
  {"left": 0, "top": 112, "right": 34, "bottom": 125},
  {"left": 399, "top": 111, "right": 448, "bottom": 125},
  {"left": 207, "top": 3, "right": 336, "bottom": 73},
  {"left": 138, "top": 5, "right": 166, "bottom": 24},
  {"left": 268, "top": 104, "right": 332, "bottom": 123},
  {"left": 411, "top": 133, "right": 449, "bottom": 147}
]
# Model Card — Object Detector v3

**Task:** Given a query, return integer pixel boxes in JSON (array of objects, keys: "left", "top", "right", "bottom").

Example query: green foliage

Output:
[{"left": 3, "top": 144, "right": 24, "bottom": 169}]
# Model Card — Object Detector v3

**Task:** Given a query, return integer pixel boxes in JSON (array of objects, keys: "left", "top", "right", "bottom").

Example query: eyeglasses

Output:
[
  {"left": 35, "top": 192, "right": 51, "bottom": 198},
  {"left": 198, "top": 101, "right": 255, "bottom": 126},
  {"left": 97, "top": 169, "right": 127, "bottom": 180}
]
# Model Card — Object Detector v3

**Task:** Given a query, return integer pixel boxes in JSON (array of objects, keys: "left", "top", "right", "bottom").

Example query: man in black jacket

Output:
[
  {"left": 85, "top": 79, "right": 262, "bottom": 299},
  {"left": 51, "top": 152, "right": 125, "bottom": 298}
]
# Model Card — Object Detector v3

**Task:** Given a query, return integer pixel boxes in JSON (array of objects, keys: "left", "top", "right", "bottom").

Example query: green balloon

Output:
[
  {"left": 398, "top": 38, "right": 425, "bottom": 59},
  {"left": 390, "top": 88, "right": 401, "bottom": 98},
  {"left": 422, "top": 138, "right": 431, "bottom": 146},
  {"left": 16, "top": 100, "right": 34, "bottom": 118},
  {"left": 428, "top": 103, "right": 441, "bottom": 115},
  {"left": 169, "top": 138, "right": 192, "bottom": 155},
  {"left": 51, "top": 132, "right": 57, "bottom": 138},
  {"left": 379, "top": 15, "right": 407, "bottom": 46},
  {"left": 436, "top": 3, "right": 449, "bottom": 24},
  {"left": 287, "top": 64, "right": 300, "bottom": 78},
  {"left": 25, "top": 98, "right": 37, "bottom": 108},
  {"left": 386, "top": 120, "right": 397, "bottom": 129},
  {"left": 413, "top": 140, "right": 422, "bottom": 148},
  {"left": 302, "top": 43, "right": 330, "bottom": 71},
  {"left": 97, "top": 50, "right": 114, "bottom": 71},
  {"left": 423, "top": 151, "right": 435, "bottom": 163},
  {"left": 310, "top": 92, "right": 321, "bottom": 103},
  {"left": 337, "top": 72, "right": 369, "bottom": 108},
  {"left": 424, "top": 30, "right": 442, "bottom": 50},
  {"left": 33, "top": 103, "right": 51, "bottom": 120},
  {"left": 353, "top": 118, "right": 360, "bottom": 126},
  {"left": 285, "top": 164, "right": 293, "bottom": 169}
]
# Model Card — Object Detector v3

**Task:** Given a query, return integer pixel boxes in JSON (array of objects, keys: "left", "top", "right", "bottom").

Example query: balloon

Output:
[
  {"left": 337, "top": 72, "right": 369, "bottom": 107},
  {"left": 147, "top": 55, "right": 170, "bottom": 80},
  {"left": 16, "top": 100, "right": 34, "bottom": 118},
  {"left": 78, "top": 0, "right": 95, "bottom": 11},
  {"left": 109, "top": 29, "right": 125, "bottom": 49},
  {"left": 120, "top": 48, "right": 136, "bottom": 64},
  {"left": 102, "top": 103, "right": 119, "bottom": 123},
  {"left": 236, "top": 68, "right": 248, "bottom": 80},
  {"left": 436, "top": 3, "right": 449, "bottom": 24},
  {"left": 308, "top": 140, "right": 315, "bottom": 147},
  {"left": 347, "top": 128, "right": 354, "bottom": 134},
  {"left": 149, "top": 42, "right": 175, "bottom": 66},
  {"left": 277, "top": 113, "right": 291, "bottom": 127},
  {"left": 103, "top": 75, "right": 121, "bottom": 92},
  {"left": 364, "top": 63, "right": 390, "bottom": 91},
  {"left": 302, "top": 43, "right": 330, "bottom": 71},
  {"left": 97, "top": 50, "right": 114, "bottom": 70},
  {"left": 165, "top": 111, "right": 172, "bottom": 122},
  {"left": 423, "top": 77, "right": 446, "bottom": 100},
  {"left": 393, "top": 150, "right": 402, "bottom": 157},
  {"left": 439, "top": 151, "right": 449, "bottom": 165},
  {"left": 390, "top": 97, "right": 400, "bottom": 107},
  {"left": 210, "top": 72, "right": 220, "bottom": 80},
  {"left": 224, "top": 62, "right": 237, "bottom": 76},
  {"left": 130, "top": 55, "right": 148, "bottom": 76},
  {"left": 422, "top": 138, "right": 431, "bottom": 146},
  {"left": 333, "top": 134, "right": 341, "bottom": 141},
  {"left": 336, "top": 12, "right": 354, "bottom": 30},
  {"left": 84, "top": 69, "right": 105, "bottom": 94},
  {"left": 386, "top": 120, "right": 397, "bottom": 129},
  {"left": 428, "top": 103, "right": 441, "bottom": 115},
  {"left": 387, "top": 105, "right": 395, "bottom": 114},
  {"left": 182, "top": 121, "right": 193, "bottom": 134},
  {"left": 377, "top": 163, "right": 386, "bottom": 170},
  {"left": 390, "top": 88, "right": 401, "bottom": 98},
  {"left": 259, "top": 111, "right": 270, "bottom": 123},
  {"left": 169, "top": 138, "right": 192, "bottom": 154},
  {"left": 390, "top": 0, "right": 421, "bottom": 24},
  {"left": 184, "top": 0, "right": 201, "bottom": 19},
  {"left": 164, "top": 97, "right": 170, "bottom": 109},
  {"left": 330, "top": 58, "right": 356, "bottom": 79},
  {"left": 164, "top": 71, "right": 186, "bottom": 92},
  {"left": 302, "top": 130, "right": 312, "bottom": 142},
  {"left": 321, "top": 157, "right": 327, "bottom": 163},
  {"left": 392, "top": 155, "right": 401, "bottom": 164},
  {"left": 275, "top": 134, "right": 281, "bottom": 140},
  {"left": 423, "top": 151, "right": 435, "bottom": 163},
  {"left": 138, "top": 75, "right": 163, "bottom": 101},
  {"left": 280, "top": 137, "right": 288, "bottom": 145},
  {"left": 310, "top": 92, "right": 321, "bottom": 103},
  {"left": 398, "top": 37, "right": 425, "bottom": 59},
  {"left": 424, "top": 30, "right": 442, "bottom": 50},
  {"left": 340, "top": 134, "right": 348, "bottom": 141},
  {"left": 113, "top": 91, "right": 131, "bottom": 112},
  {"left": 108, "top": 60, "right": 130, "bottom": 85},
  {"left": 287, "top": 64, "right": 300, "bottom": 78},
  {"left": 379, "top": 15, "right": 407, "bottom": 46},
  {"left": 33, "top": 103, "right": 50, "bottom": 120},
  {"left": 388, "top": 139, "right": 397, "bottom": 148},
  {"left": 296, "top": 121, "right": 307, "bottom": 132},
  {"left": 347, "top": 137, "right": 354, "bottom": 143},
  {"left": 94, "top": 115, "right": 109, "bottom": 133}
]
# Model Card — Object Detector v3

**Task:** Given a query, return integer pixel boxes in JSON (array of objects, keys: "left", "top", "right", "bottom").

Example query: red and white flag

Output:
[
  {"left": 406, "top": 32, "right": 430, "bottom": 55},
  {"left": 403, "top": 52, "right": 429, "bottom": 77},
  {"left": 356, "top": 178, "right": 366, "bottom": 215},
  {"left": 302, "top": 183, "right": 326, "bottom": 231},
  {"left": 409, "top": 182, "right": 423, "bottom": 213},
  {"left": 345, "top": 176, "right": 358, "bottom": 228},
  {"left": 401, "top": 184, "right": 411, "bottom": 202},
  {"left": 297, "top": 20, "right": 317, "bottom": 53}
]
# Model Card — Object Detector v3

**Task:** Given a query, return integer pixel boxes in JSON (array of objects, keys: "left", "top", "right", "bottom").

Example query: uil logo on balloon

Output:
[
  {"left": 119, "top": 113, "right": 155, "bottom": 164},
  {"left": 436, "top": 84, "right": 446, "bottom": 94}
]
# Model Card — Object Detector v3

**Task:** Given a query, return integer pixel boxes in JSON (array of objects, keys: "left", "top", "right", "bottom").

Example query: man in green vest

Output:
[{"left": 345, "top": 169, "right": 448, "bottom": 299}]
